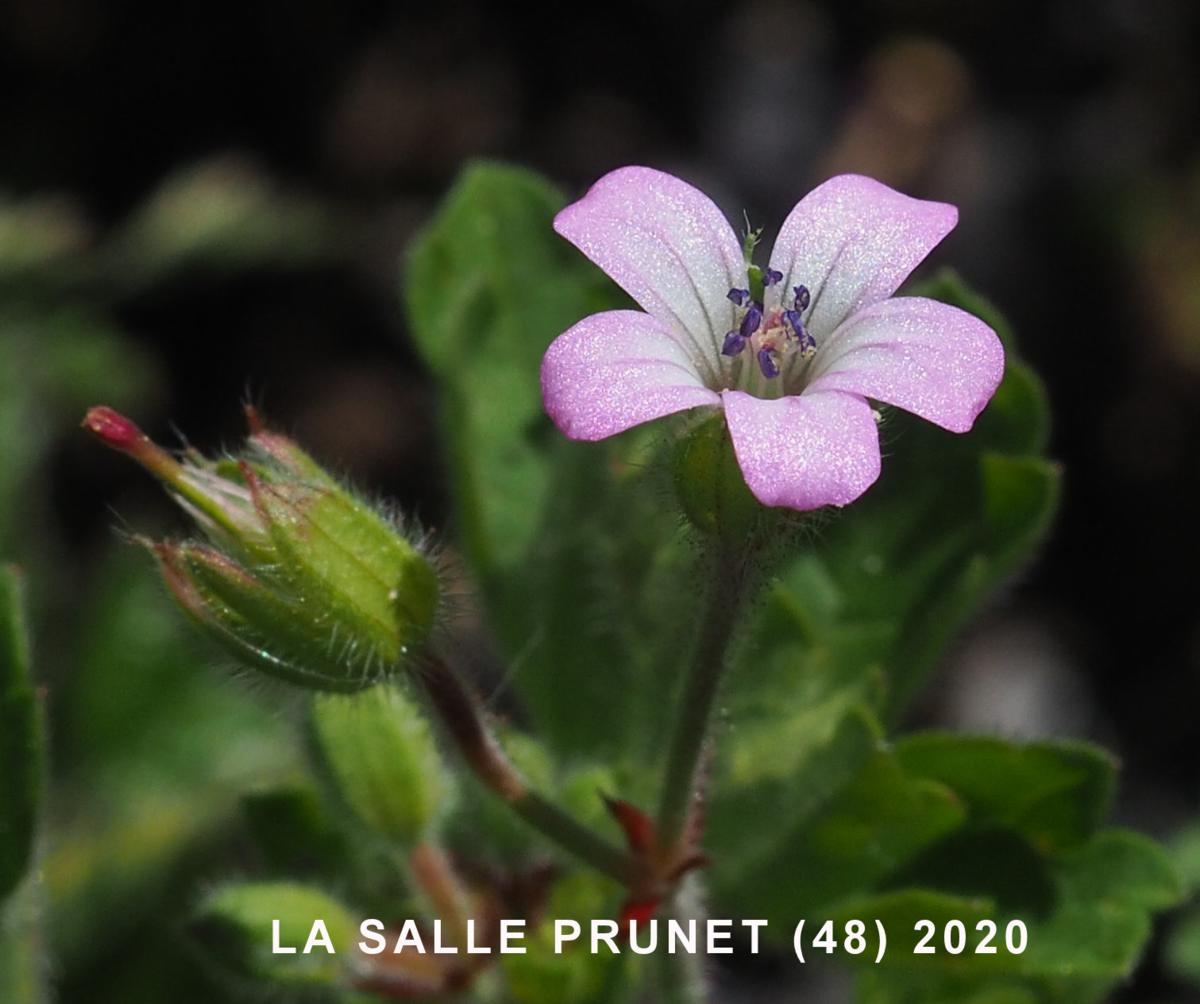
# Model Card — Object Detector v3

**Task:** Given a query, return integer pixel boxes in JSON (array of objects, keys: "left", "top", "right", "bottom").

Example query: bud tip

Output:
[
  {"left": 82, "top": 405, "right": 184, "bottom": 483},
  {"left": 82, "top": 406, "right": 146, "bottom": 452}
]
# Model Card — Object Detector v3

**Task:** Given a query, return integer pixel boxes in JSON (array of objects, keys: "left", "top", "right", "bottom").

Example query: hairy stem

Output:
[
  {"left": 418, "top": 655, "right": 639, "bottom": 886},
  {"left": 655, "top": 876, "right": 711, "bottom": 1003},
  {"left": 656, "top": 547, "right": 748, "bottom": 852}
]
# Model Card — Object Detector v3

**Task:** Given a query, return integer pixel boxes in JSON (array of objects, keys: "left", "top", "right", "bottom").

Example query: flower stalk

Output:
[
  {"left": 655, "top": 545, "right": 749, "bottom": 855},
  {"left": 416, "top": 654, "right": 641, "bottom": 887}
]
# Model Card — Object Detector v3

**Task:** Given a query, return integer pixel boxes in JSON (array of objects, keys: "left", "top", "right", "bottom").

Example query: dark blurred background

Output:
[{"left": 2, "top": 0, "right": 1198, "bottom": 999}]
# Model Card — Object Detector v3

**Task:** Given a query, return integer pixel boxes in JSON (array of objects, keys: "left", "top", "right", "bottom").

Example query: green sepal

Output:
[
  {"left": 249, "top": 477, "right": 439, "bottom": 669},
  {"left": 672, "top": 414, "right": 768, "bottom": 542},
  {"left": 153, "top": 541, "right": 370, "bottom": 692}
]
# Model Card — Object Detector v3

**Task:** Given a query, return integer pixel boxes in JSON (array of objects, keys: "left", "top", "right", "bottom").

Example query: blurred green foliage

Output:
[
  {"left": 1163, "top": 822, "right": 1200, "bottom": 987},
  {"left": 1, "top": 567, "right": 46, "bottom": 1004},
  {"left": 1, "top": 567, "right": 40, "bottom": 899},
  {"left": 0, "top": 162, "right": 325, "bottom": 1003}
]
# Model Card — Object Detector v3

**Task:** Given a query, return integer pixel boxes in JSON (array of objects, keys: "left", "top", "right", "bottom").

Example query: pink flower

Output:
[{"left": 540, "top": 168, "right": 1005, "bottom": 511}]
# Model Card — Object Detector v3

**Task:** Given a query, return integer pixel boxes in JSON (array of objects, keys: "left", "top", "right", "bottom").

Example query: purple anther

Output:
[
  {"left": 722, "top": 331, "right": 747, "bottom": 356},
  {"left": 757, "top": 347, "right": 780, "bottom": 378},
  {"left": 763, "top": 267, "right": 783, "bottom": 287},
  {"left": 784, "top": 309, "right": 804, "bottom": 341},
  {"left": 739, "top": 305, "right": 763, "bottom": 340},
  {"left": 726, "top": 287, "right": 750, "bottom": 306},
  {"left": 793, "top": 285, "right": 811, "bottom": 311}
]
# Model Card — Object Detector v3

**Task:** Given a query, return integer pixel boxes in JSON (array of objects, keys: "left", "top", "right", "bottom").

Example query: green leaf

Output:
[
  {"left": 838, "top": 829, "right": 1180, "bottom": 1000},
  {"left": 835, "top": 887, "right": 997, "bottom": 964},
  {"left": 0, "top": 566, "right": 41, "bottom": 901},
  {"left": 506, "top": 435, "right": 694, "bottom": 763},
  {"left": 895, "top": 734, "right": 1116, "bottom": 853},
  {"left": 405, "top": 163, "right": 692, "bottom": 761},
  {"left": 1024, "top": 829, "right": 1181, "bottom": 978},
  {"left": 405, "top": 162, "right": 614, "bottom": 581},
  {"left": 46, "top": 787, "right": 224, "bottom": 966},
  {"left": 707, "top": 705, "right": 881, "bottom": 900},
  {"left": 712, "top": 750, "right": 966, "bottom": 927}
]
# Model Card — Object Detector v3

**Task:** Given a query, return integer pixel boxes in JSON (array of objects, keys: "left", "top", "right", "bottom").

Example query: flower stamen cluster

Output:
[{"left": 722, "top": 274, "right": 816, "bottom": 391}]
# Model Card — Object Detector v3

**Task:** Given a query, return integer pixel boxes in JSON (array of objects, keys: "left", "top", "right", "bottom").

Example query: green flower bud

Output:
[
  {"left": 83, "top": 406, "right": 440, "bottom": 691},
  {"left": 311, "top": 683, "right": 453, "bottom": 846},
  {"left": 672, "top": 414, "right": 764, "bottom": 542},
  {"left": 190, "top": 881, "right": 356, "bottom": 990}
]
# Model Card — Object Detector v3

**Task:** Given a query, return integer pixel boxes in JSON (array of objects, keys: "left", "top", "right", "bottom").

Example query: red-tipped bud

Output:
[
  {"left": 82, "top": 405, "right": 145, "bottom": 452},
  {"left": 85, "top": 406, "right": 441, "bottom": 692},
  {"left": 83, "top": 405, "right": 184, "bottom": 484}
]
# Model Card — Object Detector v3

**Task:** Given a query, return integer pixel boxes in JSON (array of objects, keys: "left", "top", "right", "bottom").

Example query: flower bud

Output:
[
  {"left": 189, "top": 881, "right": 356, "bottom": 989},
  {"left": 310, "top": 683, "right": 453, "bottom": 845},
  {"left": 83, "top": 406, "right": 440, "bottom": 691}
]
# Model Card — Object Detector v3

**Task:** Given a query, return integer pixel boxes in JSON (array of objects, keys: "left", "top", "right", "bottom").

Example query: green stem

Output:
[
  {"left": 653, "top": 877, "right": 710, "bottom": 1003},
  {"left": 656, "top": 548, "right": 746, "bottom": 851},
  {"left": 510, "top": 790, "right": 634, "bottom": 885},
  {"left": 655, "top": 938, "right": 709, "bottom": 1004},
  {"left": 418, "top": 655, "right": 638, "bottom": 887}
]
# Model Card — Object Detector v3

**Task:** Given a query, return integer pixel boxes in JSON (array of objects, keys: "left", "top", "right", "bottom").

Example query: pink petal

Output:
[
  {"left": 807, "top": 297, "right": 1005, "bottom": 433},
  {"left": 541, "top": 310, "right": 720, "bottom": 441},
  {"left": 768, "top": 175, "right": 957, "bottom": 339},
  {"left": 554, "top": 167, "right": 745, "bottom": 379},
  {"left": 722, "top": 388, "right": 881, "bottom": 510}
]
